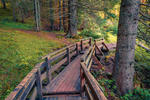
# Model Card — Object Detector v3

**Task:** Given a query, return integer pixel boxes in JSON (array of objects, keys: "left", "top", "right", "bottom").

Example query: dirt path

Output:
[
  {"left": 18, "top": 29, "right": 74, "bottom": 45},
  {"left": 0, "top": 28, "right": 74, "bottom": 45}
]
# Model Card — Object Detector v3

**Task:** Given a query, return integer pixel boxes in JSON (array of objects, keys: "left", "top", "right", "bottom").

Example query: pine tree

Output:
[{"left": 113, "top": 0, "right": 141, "bottom": 95}]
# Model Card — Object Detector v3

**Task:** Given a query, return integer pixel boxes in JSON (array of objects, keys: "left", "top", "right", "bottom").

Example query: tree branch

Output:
[
  {"left": 140, "top": 3, "right": 150, "bottom": 7},
  {"left": 139, "top": 11, "right": 150, "bottom": 20}
]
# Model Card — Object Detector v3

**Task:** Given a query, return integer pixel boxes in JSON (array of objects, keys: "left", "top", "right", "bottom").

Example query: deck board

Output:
[
  {"left": 44, "top": 55, "right": 82, "bottom": 93},
  {"left": 44, "top": 95, "right": 82, "bottom": 100}
]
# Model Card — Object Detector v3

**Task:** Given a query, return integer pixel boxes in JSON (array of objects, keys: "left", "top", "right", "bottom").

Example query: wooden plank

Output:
[
  {"left": 43, "top": 91, "right": 80, "bottom": 96},
  {"left": 41, "top": 57, "right": 67, "bottom": 80},
  {"left": 102, "top": 42, "right": 109, "bottom": 51},
  {"left": 44, "top": 55, "right": 81, "bottom": 94},
  {"left": 48, "top": 50, "right": 66, "bottom": 63},
  {"left": 19, "top": 79, "right": 36, "bottom": 100},
  {"left": 87, "top": 59, "right": 93, "bottom": 71},
  {"left": 30, "top": 87, "right": 37, "bottom": 100},
  {"left": 95, "top": 45, "right": 104, "bottom": 56},
  {"left": 81, "top": 62, "right": 107, "bottom": 100},
  {"left": 70, "top": 51, "right": 77, "bottom": 59},
  {"left": 81, "top": 47, "right": 92, "bottom": 62},
  {"left": 92, "top": 55, "right": 104, "bottom": 69},
  {"left": 95, "top": 38, "right": 104, "bottom": 42},
  {"left": 85, "top": 84, "right": 94, "bottom": 100},
  {"left": 85, "top": 46, "right": 95, "bottom": 66},
  {"left": 42, "top": 46, "right": 66, "bottom": 60},
  {"left": 43, "top": 95, "right": 82, "bottom": 100},
  {"left": 6, "top": 63, "right": 40, "bottom": 100},
  {"left": 80, "top": 66, "right": 85, "bottom": 97}
]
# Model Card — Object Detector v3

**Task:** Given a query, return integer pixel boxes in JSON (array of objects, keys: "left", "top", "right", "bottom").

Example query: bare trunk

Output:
[
  {"left": 34, "top": 0, "right": 41, "bottom": 32},
  {"left": 67, "top": 0, "right": 78, "bottom": 37},
  {"left": 50, "top": 0, "right": 54, "bottom": 31},
  {"left": 113, "top": 0, "right": 140, "bottom": 95},
  {"left": 59, "top": 0, "right": 63, "bottom": 30},
  {"left": 11, "top": 1, "right": 18, "bottom": 22},
  {"left": 1, "top": 0, "right": 6, "bottom": 9},
  {"left": 63, "top": 0, "right": 67, "bottom": 32}
]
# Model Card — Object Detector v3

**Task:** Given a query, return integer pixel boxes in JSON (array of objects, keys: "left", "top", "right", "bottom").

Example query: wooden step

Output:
[{"left": 43, "top": 95, "right": 88, "bottom": 100}]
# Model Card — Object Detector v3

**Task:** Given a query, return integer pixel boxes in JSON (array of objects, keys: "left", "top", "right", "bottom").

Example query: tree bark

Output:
[
  {"left": 1, "top": 0, "right": 6, "bottom": 9},
  {"left": 67, "top": 0, "right": 78, "bottom": 37},
  {"left": 59, "top": 0, "right": 63, "bottom": 30},
  {"left": 63, "top": 0, "right": 66, "bottom": 32},
  {"left": 49, "top": 0, "right": 54, "bottom": 31},
  {"left": 113, "top": 0, "right": 140, "bottom": 95},
  {"left": 34, "top": 0, "right": 41, "bottom": 32}
]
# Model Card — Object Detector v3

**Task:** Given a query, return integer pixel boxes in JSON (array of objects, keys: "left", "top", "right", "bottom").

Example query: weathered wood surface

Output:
[
  {"left": 98, "top": 43, "right": 116, "bottom": 50},
  {"left": 44, "top": 95, "right": 86, "bottom": 100},
  {"left": 6, "top": 38, "right": 109, "bottom": 100},
  {"left": 5, "top": 61, "right": 46, "bottom": 100},
  {"left": 43, "top": 55, "right": 82, "bottom": 94},
  {"left": 80, "top": 63, "right": 107, "bottom": 100}
]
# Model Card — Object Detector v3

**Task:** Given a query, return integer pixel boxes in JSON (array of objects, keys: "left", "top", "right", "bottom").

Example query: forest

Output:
[{"left": 0, "top": 0, "right": 150, "bottom": 100}]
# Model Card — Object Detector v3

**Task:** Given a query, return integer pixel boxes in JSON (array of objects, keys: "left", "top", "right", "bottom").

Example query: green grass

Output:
[
  {"left": 0, "top": 20, "right": 33, "bottom": 30},
  {"left": 0, "top": 8, "right": 33, "bottom": 30},
  {"left": 0, "top": 30, "right": 64, "bottom": 99}
]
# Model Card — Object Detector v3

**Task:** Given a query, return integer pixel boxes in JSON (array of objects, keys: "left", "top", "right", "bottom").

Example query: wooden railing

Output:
[
  {"left": 80, "top": 39, "right": 107, "bottom": 100},
  {"left": 6, "top": 38, "right": 92, "bottom": 100}
]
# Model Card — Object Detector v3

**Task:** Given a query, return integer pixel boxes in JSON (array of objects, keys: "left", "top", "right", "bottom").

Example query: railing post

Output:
[
  {"left": 66, "top": 47, "right": 70, "bottom": 64},
  {"left": 80, "top": 40, "right": 83, "bottom": 53},
  {"left": 45, "top": 57, "right": 51, "bottom": 84},
  {"left": 76, "top": 43, "right": 79, "bottom": 55},
  {"left": 94, "top": 40, "right": 97, "bottom": 56},
  {"left": 89, "top": 37, "right": 92, "bottom": 46},
  {"left": 80, "top": 59, "right": 85, "bottom": 97},
  {"left": 35, "top": 69, "right": 43, "bottom": 100}
]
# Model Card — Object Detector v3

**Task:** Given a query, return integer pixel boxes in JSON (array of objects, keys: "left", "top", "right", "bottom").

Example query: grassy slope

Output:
[
  {"left": 0, "top": 29, "right": 65, "bottom": 99},
  {"left": 0, "top": 8, "right": 66, "bottom": 99}
]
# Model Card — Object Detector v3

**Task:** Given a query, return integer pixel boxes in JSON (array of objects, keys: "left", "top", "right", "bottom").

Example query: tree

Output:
[
  {"left": 62, "top": 0, "right": 67, "bottom": 32},
  {"left": 113, "top": 0, "right": 140, "bottom": 95},
  {"left": 49, "top": 0, "right": 54, "bottom": 30},
  {"left": 59, "top": 0, "right": 63, "bottom": 30},
  {"left": 67, "top": 0, "right": 78, "bottom": 37},
  {"left": 34, "top": 0, "right": 41, "bottom": 31},
  {"left": 1, "top": 0, "right": 6, "bottom": 9}
]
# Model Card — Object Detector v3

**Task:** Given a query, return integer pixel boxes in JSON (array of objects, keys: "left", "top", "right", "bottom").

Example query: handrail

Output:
[
  {"left": 80, "top": 42, "right": 107, "bottom": 100},
  {"left": 80, "top": 62, "right": 107, "bottom": 100},
  {"left": 6, "top": 37, "right": 92, "bottom": 100}
]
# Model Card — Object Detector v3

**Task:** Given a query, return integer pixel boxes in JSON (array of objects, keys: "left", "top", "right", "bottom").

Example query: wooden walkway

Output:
[
  {"left": 43, "top": 55, "right": 81, "bottom": 94},
  {"left": 44, "top": 95, "right": 82, "bottom": 100},
  {"left": 6, "top": 38, "right": 109, "bottom": 100}
]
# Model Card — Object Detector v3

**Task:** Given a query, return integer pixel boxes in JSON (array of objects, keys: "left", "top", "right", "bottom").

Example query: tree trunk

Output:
[
  {"left": 50, "top": 0, "right": 54, "bottom": 31},
  {"left": 113, "top": 0, "right": 140, "bottom": 95},
  {"left": 1, "top": 0, "right": 6, "bottom": 9},
  {"left": 11, "top": 1, "right": 18, "bottom": 22},
  {"left": 34, "top": 0, "right": 41, "bottom": 32},
  {"left": 67, "top": 0, "right": 78, "bottom": 37},
  {"left": 63, "top": 0, "right": 66, "bottom": 32},
  {"left": 59, "top": 0, "right": 63, "bottom": 30}
]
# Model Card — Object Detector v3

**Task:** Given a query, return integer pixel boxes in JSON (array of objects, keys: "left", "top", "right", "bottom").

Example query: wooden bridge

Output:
[{"left": 6, "top": 38, "right": 115, "bottom": 100}]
